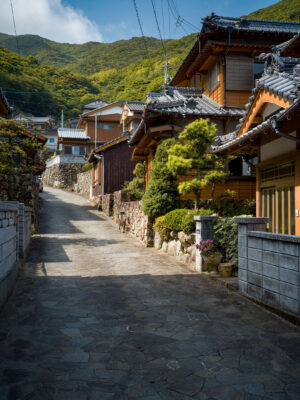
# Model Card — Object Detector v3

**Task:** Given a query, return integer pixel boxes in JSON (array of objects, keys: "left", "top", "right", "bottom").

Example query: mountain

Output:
[
  {"left": 0, "top": 34, "right": 196, "bottom": 118},
  {"left": 245, "top": 0, "right": 300, "bottom": 22},
  {"left": 0, "top": 33, "right": 172, "bottom": 76}
]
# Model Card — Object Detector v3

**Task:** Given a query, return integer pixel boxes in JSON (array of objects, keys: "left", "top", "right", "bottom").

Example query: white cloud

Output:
[{"left": 0, "top": 0, "right": 102, "bottom": 43}]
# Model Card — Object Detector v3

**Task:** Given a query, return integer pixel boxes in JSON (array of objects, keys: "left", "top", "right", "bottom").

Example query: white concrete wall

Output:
[{"left": 46, "top": 155, "right": 86, "bottom": 167}]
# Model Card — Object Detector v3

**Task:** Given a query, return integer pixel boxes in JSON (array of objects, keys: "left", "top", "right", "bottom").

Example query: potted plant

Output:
[{"left": 195, "top": 239, "right": 222, "bottom": 272}]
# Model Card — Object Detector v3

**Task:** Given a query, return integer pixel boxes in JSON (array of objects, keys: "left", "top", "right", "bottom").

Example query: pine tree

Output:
[{"left": 167, "top": 119, "right": 228, "bottom": 208}]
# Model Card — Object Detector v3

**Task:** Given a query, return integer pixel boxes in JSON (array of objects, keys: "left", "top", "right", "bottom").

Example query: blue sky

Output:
[
  {"left": 0, "top": 0, "right": 277, "bottom": 43},
  {"left": 68, "top": 0, "right": 277, "bottom": 42}
]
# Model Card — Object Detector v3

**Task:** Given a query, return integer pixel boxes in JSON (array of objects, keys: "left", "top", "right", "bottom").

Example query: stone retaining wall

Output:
[
  {"left": 154, "top": 231, "right": 196, "bottom": 268},
  {"left": 76, "top": 169, "right": 92, "bottom": 197},
  {"left": 0, "top": 201, "right": 33, "bottom": 308},
  {"left": 236, "top": 217, "right": 300, "bottom": 316},
  {"left": 0, "top": 203, "right": 18, "bottom": 308},
  {"left": 101, "top": 190, "right": 153, "bottom": 246},
  {"left": 42, "top": 163, "right": 83, "bottom": 189}
]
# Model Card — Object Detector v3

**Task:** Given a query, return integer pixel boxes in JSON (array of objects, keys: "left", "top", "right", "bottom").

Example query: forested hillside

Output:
[
  {"left": 0, "top": 34, "right": 172, "bottom": 75},
  {"left": 0, "top": 34, "right": 196, "bottom": 118},
  {"left": 245, "top": 0, "right": 300, "bottom": 22},
  {"left": 1, "top": 0, "right": 300, "bottom": 118}
]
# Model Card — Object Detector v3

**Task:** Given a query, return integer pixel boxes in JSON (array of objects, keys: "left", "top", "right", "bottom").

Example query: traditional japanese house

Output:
[
  {"left": 120, "top": 101, "right": 145, "bottom": 134},
  {"left": 57, "top": 128, "right": 90, "bottom": 157},
  {"left": 213, "top": 47, "right": 300, "bottom": 235},
  {"left": 87, "top": 132, "right": 137, "bottom": 197},
  {"left": 129, "top": 14, "right": 300, "bottom": 199},
  {"left": 77, "top": 101, "right": 124, "bottom": 153}
]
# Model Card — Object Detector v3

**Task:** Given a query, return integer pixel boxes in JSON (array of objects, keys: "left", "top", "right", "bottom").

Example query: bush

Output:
[
  {"left": 123, "top": 162, "right": 146, "bottom": 201},
  {"left": 153, "top": 216, "right": 170, "bottom": 241},
  {"left": 181, "top": 208, "right": 214, "bottom": 235},
  {"left": 82, "top": 162, "right": 93, "bottom": 172},
  {"left": 214, "top": 217, "right": 238, "bottom": 270},
  {"left": 164, "top": 209, "right": 189, "bottom": 231},
  {"left": 142, "top": 139, "right": 179, "bottom": 218}
]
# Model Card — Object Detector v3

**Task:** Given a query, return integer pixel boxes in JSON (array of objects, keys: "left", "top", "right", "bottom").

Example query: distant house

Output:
[
  {"left": 77, "top": 100, "right": 124, "bottom": 152},
  {"left": 13, "top": 113, "right": 57, "bottom": 130},
  {"left": 129, "top": 14, "right": 300, "bottom": 199},
  {"left": 213, "top": 37, "right": 300, "bottom": 235},
  {"left": 87, "top": 131, "right": 137, "bottom": 197},
  {"left": 120, "top": 101, "right": 145, "bottom": 134},
  {"left": 58, "top": 128, "right": 90, "bottom": 157}
]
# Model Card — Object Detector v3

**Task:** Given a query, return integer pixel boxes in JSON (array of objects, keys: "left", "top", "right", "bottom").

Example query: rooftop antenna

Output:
[{"left": 162, "top": 56, "right": 172, "bottom": 85}]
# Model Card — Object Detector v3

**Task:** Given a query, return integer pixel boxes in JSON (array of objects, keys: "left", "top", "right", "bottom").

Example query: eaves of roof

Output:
[
  {"left": 82, "top": 101, "right": 124, "bottom": 117},
  {"left": 213, "top": 99, "right": 300, "bottom": 153}
]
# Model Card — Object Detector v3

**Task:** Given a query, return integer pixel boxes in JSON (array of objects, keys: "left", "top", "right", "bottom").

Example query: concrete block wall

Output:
[
  {"left": 0, "top": 203, "right": 18, "bottom": 308},
  {"left": 236, "top": 217, "right": 300, "bottom": 316},
  {"left": 18, "top": 205, "right": 32, "bottom": 258}
]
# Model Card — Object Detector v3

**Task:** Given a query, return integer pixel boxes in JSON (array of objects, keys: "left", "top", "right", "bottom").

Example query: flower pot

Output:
[
  {"left": 218, "top": 263, "right": 233, "bottom": 277},
  {"left": 202, "top": 255, "right": 222, "bottom": 272}
]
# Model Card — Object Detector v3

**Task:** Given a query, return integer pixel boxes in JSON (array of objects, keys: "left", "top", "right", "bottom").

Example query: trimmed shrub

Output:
[
  {"left": 82, "top": 162, "right": 93, "bottom": 172},
  {"left": 153, "top": 216, "right": 170, "bottom": 241},
  {"left": 164, "top": 209, "right": 189, "bottom": 231},
  {"left": 214, "top": 217, "right": 238, "bottom": 270},
  {"left": 181, "top": 208, "right": 214, "bottom": 235}
]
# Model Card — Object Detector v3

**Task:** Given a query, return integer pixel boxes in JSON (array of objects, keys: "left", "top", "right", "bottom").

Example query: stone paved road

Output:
[{"left": 0, "top": 187, "right": 300, "bottom": 400}]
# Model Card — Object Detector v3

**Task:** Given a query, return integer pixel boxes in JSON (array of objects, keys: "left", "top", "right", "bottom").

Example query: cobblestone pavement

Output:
[{"left": 0, "top": 187, "right": 300, "bottom": 400}]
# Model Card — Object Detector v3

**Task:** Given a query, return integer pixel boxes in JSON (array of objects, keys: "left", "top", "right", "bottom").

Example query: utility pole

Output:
[
  {"left": 163, "top": 56, "right": 171, "bottom": 85},
  {"left": 61, "top": 109, "right": 64, "bottom": 128},
  {"left": 95, "top": 115, "right": 97, "bottom": 149}
]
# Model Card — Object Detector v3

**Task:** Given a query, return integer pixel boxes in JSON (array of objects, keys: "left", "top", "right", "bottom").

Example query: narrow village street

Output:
[{"left": 0, "top": 186, "right": 299, "bottom": 400}]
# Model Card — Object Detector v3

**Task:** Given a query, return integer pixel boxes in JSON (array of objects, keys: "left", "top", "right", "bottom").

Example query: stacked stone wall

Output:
[
  {"left": 76, "top": 170, "right": 92, "bottom": 197},
  {"left": 43, "top": 163, "right": 83, "bottom": 189},
  {"left": 0, "top": 203, "right": 18, "bottom": 308}
]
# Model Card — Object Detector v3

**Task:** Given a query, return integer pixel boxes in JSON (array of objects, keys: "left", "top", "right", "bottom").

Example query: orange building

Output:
[
  {"left": 129, "top": 15, "right": 300, "bottom": 200},
  {"left": 214, "top": 40, "right": 300, "bottom": 235}
]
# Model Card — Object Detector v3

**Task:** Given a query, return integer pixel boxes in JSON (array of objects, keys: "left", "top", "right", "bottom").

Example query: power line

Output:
[
  {"left": 151, "top": 0, "right": 167, "bottom": 57},
  {"left": 9, "top": 0, "right": 20, "bottom": 56},
  {"left": 132, "top": 0, "right": 149, "bottom": 57}
]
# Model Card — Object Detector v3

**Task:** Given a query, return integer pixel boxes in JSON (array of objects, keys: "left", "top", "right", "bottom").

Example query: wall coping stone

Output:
[
  {"left": 0, "top": 202, "right": 18, "bottom": 212},
  {"left": 235, "top": 217, "right": 269, "bottom": 224},
  {"left": 248, "top": 231, "right": 300, "bottom": 244},
  {"left": 46, "top": 155, "right": 86, "bottom": 167},
  {"left": 194, "top": 216, "right": 219, "bottom": 221}
]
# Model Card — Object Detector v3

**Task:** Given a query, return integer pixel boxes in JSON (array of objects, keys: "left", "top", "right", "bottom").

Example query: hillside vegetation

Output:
[
  {"left": 245, "top": 0, "right": 300, "bottom": 22},
  {"left": 0, "top": 34, "right": 196, "bottom": 118},
  {"left": 1, "top": 0, "right": 300, "bottom": 118}
]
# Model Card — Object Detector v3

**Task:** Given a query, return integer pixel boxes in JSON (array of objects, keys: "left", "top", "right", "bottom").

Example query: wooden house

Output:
[
  {"left": 213, "top": 42, "right": 300, "bottom": 235},
  {"left": 87, "top": 132, "right": 137, "bottom": 197},
  {"left": 120, "top": 101, "right": 145, "bottom": 133},
  {"left": 129, "top": 14, "right": 300, "bottom": 200},
  {"left": 77, "top": 101, "right": 124, "bottom": 153}
]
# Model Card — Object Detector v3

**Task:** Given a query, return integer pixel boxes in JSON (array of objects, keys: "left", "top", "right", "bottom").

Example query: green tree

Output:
[
  {"left": 142, "top": 138, "right": 179, "bottom": 218},
  {"left": 167, "top": 119, "right": 221, "bottom": 209},
  {"left": 0, "top": 120, "right": 41, "bottom": 202},
  {"left": 123, "top": 161, "right": 146, "bottom": 201}
]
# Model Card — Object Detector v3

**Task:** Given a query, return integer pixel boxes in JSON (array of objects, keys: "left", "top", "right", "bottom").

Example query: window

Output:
[
  {"left": 254, "top": 63, "right": 264, "bottom": 80},
  {"left": 64, "top": 146, "right": 72, "bottom": 154},
  {"left": 206, "top": 62, "right": 220, "bottom": 93},
  {"left": 226, "top": 56, "right": 254, "bottom": 91},
  {"left": 72, "top": 146, "right": 86, "bottom": 156},
  {"left": 49, "top": 138, "right": 55, "bottom": 143},
  {"left": 97, "top": 122, "right": 115, "bottom": 130}
]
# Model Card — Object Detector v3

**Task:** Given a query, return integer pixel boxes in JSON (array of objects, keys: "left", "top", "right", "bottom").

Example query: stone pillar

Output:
[
  {"left": 194, "top": 216, "right": 218, "bottom": 272},
  {"left": 235, "top": 217, "right": 268, "bottom": 294}
]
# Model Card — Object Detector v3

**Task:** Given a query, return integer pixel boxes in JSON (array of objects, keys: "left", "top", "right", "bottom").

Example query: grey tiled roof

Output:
[
  {"left": 273, "top": 34, "right": 300, "bottom": 56},
  {"left": 58, "top": 128, "right": 89, "bottom": 140},
  {"left": 231, "top": 55, "right": 300, "bottom": 135},
  {"left": 146, "top": 86, "right": 244, "bottom": 118},
  {"left": 83, "top": 98, "right": 108, "bottom": 110},
  {"left": 213, "top": 55, "right": 300, "bottom": 152},
  {"left": 213, "top": 100, "right": 300, "bottom": 153},
  {"left": 126, "top": 101, "right": 145, "bottom": 112},
  {"left": 202, "top": 14, "right": 300, "bottom": 34}
]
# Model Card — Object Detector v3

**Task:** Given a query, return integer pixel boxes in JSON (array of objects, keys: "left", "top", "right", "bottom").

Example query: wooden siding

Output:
[
  {"left": 226, "top": 90, "right": 252, "bottom": 107},
  {"left": 86, "top": 121, "right": 122, "bottom": 142},
  {"left": 178, "top": 175, "right": 256, "bottom": 200},
  {"left": 103, "top": 141, "right": 137, "bottom": 194},
  {"left": 226, "top": 56, "right": 254, "bottom": 91}
]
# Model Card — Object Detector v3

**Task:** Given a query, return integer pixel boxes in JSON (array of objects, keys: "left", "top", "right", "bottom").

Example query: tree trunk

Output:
[
  {"left": 211, "top": 183, "right": 215, "bottom": 201},
  {"left": 195, "top": 189, "right": 201, "bottom": 210}
]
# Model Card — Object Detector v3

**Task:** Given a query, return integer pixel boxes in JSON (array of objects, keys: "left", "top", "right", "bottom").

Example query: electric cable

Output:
[
  {"left": 151, "top": 0, "right": 167, "bottom": 57},
  {"left": 9, "top": 0, "right": 20, "bottom": 56}
]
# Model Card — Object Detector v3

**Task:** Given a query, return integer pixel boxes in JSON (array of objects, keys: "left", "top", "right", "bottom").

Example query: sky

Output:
[{"left": 0, "top": 0, "right": 278, "bottom": 44}]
